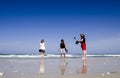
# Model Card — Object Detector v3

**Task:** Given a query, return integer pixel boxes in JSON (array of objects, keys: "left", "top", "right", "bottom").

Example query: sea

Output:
[{"left": 0, "top": 53, "right": 120, "bottom": 58}]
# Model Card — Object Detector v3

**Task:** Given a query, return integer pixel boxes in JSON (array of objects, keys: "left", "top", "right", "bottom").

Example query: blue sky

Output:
[{"left": 0, "top": 0, "right": 120, "bottom": 54}]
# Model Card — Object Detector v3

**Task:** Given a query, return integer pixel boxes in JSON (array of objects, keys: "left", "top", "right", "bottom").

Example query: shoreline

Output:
[{"left": 0, "top": 57, "right": 120, "bottom": 78}]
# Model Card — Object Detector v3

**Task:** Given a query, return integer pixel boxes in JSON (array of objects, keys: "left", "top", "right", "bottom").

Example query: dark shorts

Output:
[
  {"left": 81, "top": 43, "right": 86, "bottom": 50},
  {"left": 39, "top": 49, "right": 45, "bottom": 53}
]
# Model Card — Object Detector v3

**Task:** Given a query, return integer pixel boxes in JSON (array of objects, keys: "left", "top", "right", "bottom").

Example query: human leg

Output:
[{"left": 82, "top": 50, "right": 86, "bottom": 59}]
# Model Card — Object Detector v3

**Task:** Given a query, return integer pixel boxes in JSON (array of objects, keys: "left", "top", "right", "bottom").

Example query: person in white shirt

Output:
[{"left": 39, "top": 39, "right": 45, "bottom": 58}]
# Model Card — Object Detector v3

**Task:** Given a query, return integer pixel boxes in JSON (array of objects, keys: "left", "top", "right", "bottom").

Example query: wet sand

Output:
[{"left": 0, "top": 57, "right": 120, "bottom": 78}]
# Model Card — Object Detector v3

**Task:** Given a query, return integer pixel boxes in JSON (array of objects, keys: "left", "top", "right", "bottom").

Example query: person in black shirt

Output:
[{"left": 60, "top": 39, "right": 67, "bottom": 58}]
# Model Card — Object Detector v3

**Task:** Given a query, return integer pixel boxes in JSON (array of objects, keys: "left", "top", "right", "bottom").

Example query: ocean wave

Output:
[{"left": 0, "top": 54, "right": 120, "bottom": 58}]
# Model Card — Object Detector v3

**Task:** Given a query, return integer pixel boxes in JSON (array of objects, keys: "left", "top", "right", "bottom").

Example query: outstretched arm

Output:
[{"left": 80, "top": 38, "right": 83, "bottom": 43}]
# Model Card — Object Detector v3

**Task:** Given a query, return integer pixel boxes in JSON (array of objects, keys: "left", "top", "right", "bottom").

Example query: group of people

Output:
[{"left": 39, "top": 34, "right": 87, "bottom": 59}]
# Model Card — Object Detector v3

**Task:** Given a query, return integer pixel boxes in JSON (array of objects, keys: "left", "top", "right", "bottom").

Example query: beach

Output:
[{"left": 0, "top": 56, "right": 120, "bottom": 78}]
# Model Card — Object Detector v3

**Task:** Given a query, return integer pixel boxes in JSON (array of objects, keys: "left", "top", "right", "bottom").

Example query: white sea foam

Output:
[{"left": 0, "top": 54, "right": 120, "bottom": 58}]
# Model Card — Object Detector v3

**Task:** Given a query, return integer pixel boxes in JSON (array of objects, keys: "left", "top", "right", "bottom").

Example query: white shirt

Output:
[{"left": 40, "top": 42, "right": 45, "bottom": 50}]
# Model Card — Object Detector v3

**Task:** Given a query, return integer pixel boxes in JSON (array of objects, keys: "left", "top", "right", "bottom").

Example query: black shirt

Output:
[
  {"left": 81, "top": 37, "right": 86, "bottom": 43},
  {"left": 60, "top": 43, "right": 65, "bottom": 48}
]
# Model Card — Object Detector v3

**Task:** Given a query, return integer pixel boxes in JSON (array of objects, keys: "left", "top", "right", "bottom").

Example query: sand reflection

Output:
[
  {"left": 60, "top": 58, "right": 68, "bottom": 75},
  {"left": 39, "top": 58, "right": 45, "bottom": 75},
  {"left": 81, "top": 59, "right": 87, "bottom": 74}
]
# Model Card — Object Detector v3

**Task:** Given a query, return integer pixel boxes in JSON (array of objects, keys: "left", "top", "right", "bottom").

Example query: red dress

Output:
[{"left": 81, "top": 37, "right": 86, "bottom": 50}]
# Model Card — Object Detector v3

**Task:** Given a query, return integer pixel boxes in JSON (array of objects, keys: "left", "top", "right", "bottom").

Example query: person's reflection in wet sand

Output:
[
  {"left": 39, "top": 58, "right": 45, "bottom": 75},
  {"left": 81, "top": 58, "right": 87, "bottom": 74},
  {"left": 60, "top": 58, "right": 68, "bottom": 75}
]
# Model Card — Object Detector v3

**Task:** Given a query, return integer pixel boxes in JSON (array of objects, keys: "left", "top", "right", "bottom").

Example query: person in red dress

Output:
[{"left": 79, "top": 34, "right": 86, "bottom": 59}]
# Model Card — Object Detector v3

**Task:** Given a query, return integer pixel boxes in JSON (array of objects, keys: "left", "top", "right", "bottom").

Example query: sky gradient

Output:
[{"left": 0, "top": 0, "right": 120, "bottom": 54}]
